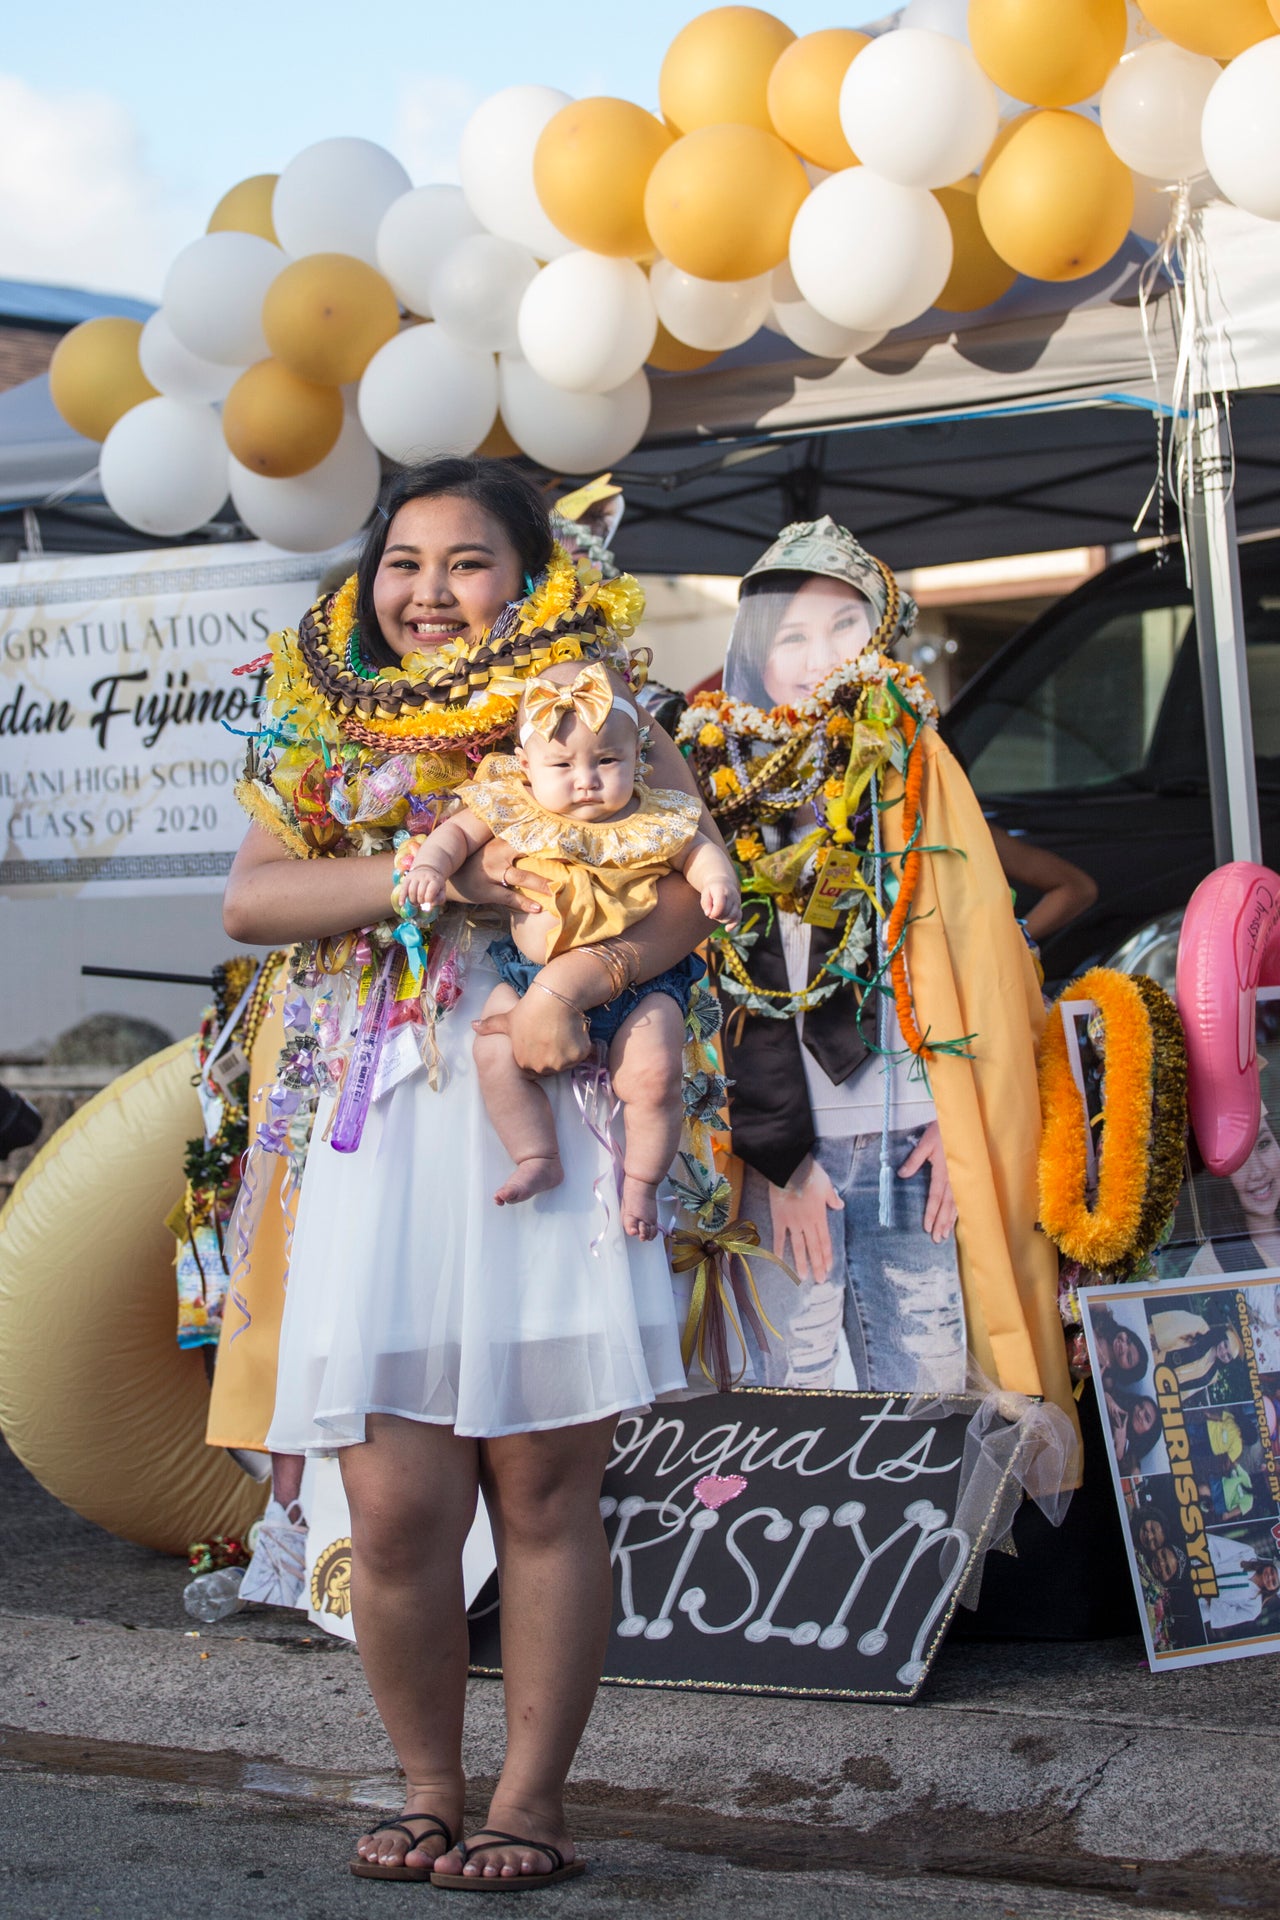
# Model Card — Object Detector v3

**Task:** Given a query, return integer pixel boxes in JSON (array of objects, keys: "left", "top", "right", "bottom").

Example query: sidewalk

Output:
[{"left": 2, "top": 1438, "right": 1277, "bottom": 1916}]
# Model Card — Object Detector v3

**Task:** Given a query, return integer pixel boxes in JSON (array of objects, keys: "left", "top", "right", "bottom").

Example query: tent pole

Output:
[{"left": 1185, "top": 397, "right": 1260, "bottom": 865}]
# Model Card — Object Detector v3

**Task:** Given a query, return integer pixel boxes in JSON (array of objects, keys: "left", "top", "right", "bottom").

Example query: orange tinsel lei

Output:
[
  {"left": 886, "top": 706, "right": 929, "bottom": 1058},
  {"left": 1037, "top": 968, "right": 1152, "bottom": 1272}
]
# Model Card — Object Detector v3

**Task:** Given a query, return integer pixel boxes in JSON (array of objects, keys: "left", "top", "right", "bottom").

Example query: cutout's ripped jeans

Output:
[{"left": 741, "top": 1126, "right": 967, "bottom": 1393}]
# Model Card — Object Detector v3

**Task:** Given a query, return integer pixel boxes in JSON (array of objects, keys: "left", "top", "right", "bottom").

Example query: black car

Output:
[{"left": 943, "top": 535, "right": 1280, "bottom": 985}]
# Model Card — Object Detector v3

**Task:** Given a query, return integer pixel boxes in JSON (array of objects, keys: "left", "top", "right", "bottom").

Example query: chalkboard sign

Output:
[{"left": 469, "top": 1389, "right": 1013, "bottom": 1701}]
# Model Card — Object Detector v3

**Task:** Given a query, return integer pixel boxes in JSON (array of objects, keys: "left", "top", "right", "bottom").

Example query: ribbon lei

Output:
[{"left": 670, "top": 1221, "right": 800, "bottom": 1391}]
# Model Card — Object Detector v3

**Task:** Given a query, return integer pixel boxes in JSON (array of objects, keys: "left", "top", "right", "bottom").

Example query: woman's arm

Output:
[
  {"left": 988, "top": 825, "right": 1098, "bottom": 942},
  {"left": 223, "top": 822, "right": 548, "bottom": 944}
]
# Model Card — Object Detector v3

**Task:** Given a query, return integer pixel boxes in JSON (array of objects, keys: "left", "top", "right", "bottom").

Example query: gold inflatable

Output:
[{"left": 0, "top": 1041, "right": 267, "bottom": 1555}]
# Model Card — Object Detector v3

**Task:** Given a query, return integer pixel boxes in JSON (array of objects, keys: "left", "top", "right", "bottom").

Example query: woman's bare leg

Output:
[
  {"left": 472, "top": 982, "right": 563, "bottom": 1204},
  {"left": 343, "top": 1416, "right": 479, "bottom": 1871},
  {"left": 608, "top": 994, "right": 685, "bottom": 1240},
  {"left": 433, "top": 1417, "right": 617, "bottom": 1882}
]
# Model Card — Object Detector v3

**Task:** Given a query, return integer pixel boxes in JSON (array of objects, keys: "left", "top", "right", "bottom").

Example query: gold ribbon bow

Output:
[
  {"left": 670, "top": 1219, "right": 801, "bottom": 1391},
  {"left": 521, "top": 662, "right": 615, "bottom": 741}
]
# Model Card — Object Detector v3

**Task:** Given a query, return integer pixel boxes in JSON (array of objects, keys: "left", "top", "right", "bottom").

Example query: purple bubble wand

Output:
[{"left": 330, "top": 946, "right": 402, "bottom": 1154}]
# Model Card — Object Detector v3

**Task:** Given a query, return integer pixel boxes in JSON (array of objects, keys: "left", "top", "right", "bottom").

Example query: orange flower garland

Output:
[
  {"left": 1037, "top": 967, "right": 1187, "bottom": 1276},
  {"left": 885, "top": 706, "right": 929, "bottom": 1059}
]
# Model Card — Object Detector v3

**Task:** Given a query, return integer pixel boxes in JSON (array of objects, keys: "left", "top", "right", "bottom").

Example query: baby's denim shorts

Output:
[{"left": 487, "top": 935, "right": 706, "bottom": 1047}]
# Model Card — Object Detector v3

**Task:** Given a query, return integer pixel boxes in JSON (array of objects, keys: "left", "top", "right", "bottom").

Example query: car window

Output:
[{"left": 965, "top": 602, "right": 1194, "bottom": 796}]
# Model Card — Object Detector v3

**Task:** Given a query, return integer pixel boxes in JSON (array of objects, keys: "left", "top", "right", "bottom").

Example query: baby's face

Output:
[{"left": 519, "top": 709, "right": 638, "bottom": 820}]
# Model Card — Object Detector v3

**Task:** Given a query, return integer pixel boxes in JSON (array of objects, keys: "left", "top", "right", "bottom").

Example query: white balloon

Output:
[
  {"left": 516, "top": 254, "right": 656, "bottom": 394},
  {"left": 899, "top": 0, "right": 969, "bottom": 39},
  {"left": 458, "top": 86, "right": 575, "bottom": 260},
  {"left": 1202, "top": 39, "right": 1280, "bottom": 221},
  {"left": 769, "top": 265, "right": 884, "bottom": 359},
  {"left": 430, "top": 234, "right": 539, "bottom": 354},
  {"left": 499, "top": 355, "right": 651, "bottom": 471},
  {"left": 1101, "top": 43, "right": 1216, "bottom": 182},
  {"left": 138, "top": 312, "right": 239, "bottom": 404},
  {"left": 273, "top": 137, "right": 411, "bottom": 267},
  {"left": 230, "top": 408, "right": 381, "bottom": 553},
  {"left": 790, "top": 169, "right": 953, "bottom": 331},
  {"left": 99, "top": 398, "right": 228, "bottom": 538},
  {"left": 162, "top": 231, "right": 283, "bottom": 367},
  {"left": 840, "top": 30, "right": 998, "bottom": 190},
  {"left": 358, "top": 324, "right": 498, "bottom": 464},
  {"left": 649, "top": 260, "right": 771, "bottom": 351},
  {"left": 376, "top": 185, "right": 484, "bottom": 318}
]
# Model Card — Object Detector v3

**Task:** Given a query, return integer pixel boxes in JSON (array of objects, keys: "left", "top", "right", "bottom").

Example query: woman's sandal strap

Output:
[
  {"left": 462, "top": 1831, "right": 565, "bottom": 1872},
  {"left": 366, "top": 1815, "right": 454, "bottom": 1847}
]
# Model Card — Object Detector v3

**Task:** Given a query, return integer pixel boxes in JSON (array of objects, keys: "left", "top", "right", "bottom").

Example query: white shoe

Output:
[{"left": 239, "top": 1499, "right": 308, "bottom": 1608}]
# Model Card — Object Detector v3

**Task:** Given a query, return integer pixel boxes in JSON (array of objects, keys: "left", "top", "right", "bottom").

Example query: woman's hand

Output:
[
  {"left": 449, "top": 836, "right": 552, "bottom": 913},
  {"left": 768, "top": 1156, "right": 844, "bottom": 1283},
  {"left": 898, "top": 1120, "right": 956, "bottom": 1243},
  {"left": 472, "top": 981, "right": 592, "bottom": 1075}
]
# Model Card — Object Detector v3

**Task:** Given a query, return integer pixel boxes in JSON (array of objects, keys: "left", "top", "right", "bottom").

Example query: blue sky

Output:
[{"left": 0, "top": 2, "right": 891, "bottom": 297}]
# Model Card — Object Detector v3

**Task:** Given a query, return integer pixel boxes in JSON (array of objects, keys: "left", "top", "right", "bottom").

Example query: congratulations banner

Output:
[{"left": 0, "top": 542, "right": 326, "bottom": 895}]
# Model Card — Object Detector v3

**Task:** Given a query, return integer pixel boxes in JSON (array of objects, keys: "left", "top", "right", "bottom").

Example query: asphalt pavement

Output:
[{"left": 2, "top": 1438, "right": 1277, "bottom": 1919}]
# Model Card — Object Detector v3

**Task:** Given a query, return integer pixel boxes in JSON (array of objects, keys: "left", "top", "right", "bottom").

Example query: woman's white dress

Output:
[{"left": 267, "top": 918, "right": 689, "bottom": 1451}]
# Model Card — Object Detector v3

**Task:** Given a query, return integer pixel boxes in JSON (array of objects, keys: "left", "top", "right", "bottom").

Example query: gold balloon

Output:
[
  {"left": 48, "top": 317, "right": 157, "bottom": 443},
  {"left": 222, "top": 360, "right": 343, "bottom": 478},
  {"left": 644, "top": 124, "right": 809, "bottom": 282},
  {"left": 969, "top": 0, "right": 1127, "bottom": 106},
  {"left": 535, "top": 98, "right": 672, "bottom": 257},
  {"left": 207, "top": 174, "right": 280, "bottom": 245},
  {"left": 262, "top": 253, "right": 400, "bottom": 387},
  {"left": 660, "top": 6, "right": 796, "bottom": 135},
  {"left": 647, "top": 322, "right": 719, "bottom": 372},
  {"left": 476, "top": 414, "right": 522, "bottom": 459},
  {"left": 768, "top": 29, "right": 869, "bottom": 171},
  {"left": 934, "top": 179, "right": 1017, "bottom": 311},
  {"left": 1140, "top": 0, "right": 1275, "bottom": 58},
  {"left": 979, "top": 110, "right": 1134, "bottom": 281}
]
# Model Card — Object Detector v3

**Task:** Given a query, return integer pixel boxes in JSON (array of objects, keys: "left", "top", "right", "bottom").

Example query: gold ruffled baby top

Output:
[{"left": 459, "top": 754, "right": 702, "bottom": 958}]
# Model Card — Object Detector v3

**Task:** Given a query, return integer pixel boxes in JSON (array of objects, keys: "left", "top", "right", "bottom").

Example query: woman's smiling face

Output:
[
  {"left": 1229, "top": 1117, "right": 1280, "bottom": 1223},
  {"left": 371, "top": 493, "right": 524, "bottom": 661},
  {"left": 761, "top": 576, "right": 876, "bottom": 707}
]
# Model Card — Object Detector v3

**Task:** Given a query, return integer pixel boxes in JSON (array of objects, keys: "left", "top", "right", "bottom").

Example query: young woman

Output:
[
  {"left": 1188, "top": 1109, "right": 1280, "bottom": 1274},
  {"left": 687, "top": 518, "right": 1074, "bottom": 1433},
  {"left": 223, "top": 458, "right": 716, "bottom": 1888}
]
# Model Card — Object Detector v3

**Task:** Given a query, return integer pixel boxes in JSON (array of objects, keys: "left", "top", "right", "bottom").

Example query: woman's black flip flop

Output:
[
  {"left": 430, "top": 1830, "right": 586, "bottom": 1891},
  {"left": 350, "top": 1813, "right": 456, "bottom": 1881}
]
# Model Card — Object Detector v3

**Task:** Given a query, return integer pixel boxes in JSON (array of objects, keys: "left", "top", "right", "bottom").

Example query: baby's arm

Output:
[
  {"left": 675, "top": 833, "right": 741, "bottom": 928},
  {"left": 401, "top": 809, "right": 494, "bottom": 909}
]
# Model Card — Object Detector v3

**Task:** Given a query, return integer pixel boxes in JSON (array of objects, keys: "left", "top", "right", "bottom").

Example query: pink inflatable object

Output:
[{"left": 1175, "top": 862, "right": 1280, "bottom": 1177}]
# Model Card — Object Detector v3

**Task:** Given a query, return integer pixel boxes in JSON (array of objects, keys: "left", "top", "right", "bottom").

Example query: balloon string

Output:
[{"left": 571, "top": 1052, "right": 623, "bottom": 1256}]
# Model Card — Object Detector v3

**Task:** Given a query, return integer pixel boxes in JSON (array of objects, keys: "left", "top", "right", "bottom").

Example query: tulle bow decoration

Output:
[
  {"left": 670, "top": 1219, "right": 800, "bottom": 1392},
  {"left": 521, "top": 662, "right": 615, "bottom": 741}
]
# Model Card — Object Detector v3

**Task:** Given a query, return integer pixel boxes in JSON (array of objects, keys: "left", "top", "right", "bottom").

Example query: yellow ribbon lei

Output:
[{"left": 670, "top": 1221, "right": 801, "bottom": 1390}]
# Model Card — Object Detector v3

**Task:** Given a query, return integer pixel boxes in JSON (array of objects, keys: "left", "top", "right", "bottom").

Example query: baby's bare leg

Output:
[
  {"left": 472, "top": 983, "right": 563, "bottom": 1205},
  {"left": 608, "top": 993, "right": 686, "bottom": 1241}
]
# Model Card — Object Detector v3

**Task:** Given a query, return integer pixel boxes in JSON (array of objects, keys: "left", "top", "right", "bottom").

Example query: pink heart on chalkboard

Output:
[{"left": 694, "top": 1473, "right": 747, "bottom": 1510}]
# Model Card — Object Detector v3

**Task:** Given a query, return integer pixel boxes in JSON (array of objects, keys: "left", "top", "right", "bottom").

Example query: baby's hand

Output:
[
  {"left": 403, "top": 860, "right": 447, "bottom": 910},
  {"left": 701, "top": 877, "right": 741, "bottom": 929}
]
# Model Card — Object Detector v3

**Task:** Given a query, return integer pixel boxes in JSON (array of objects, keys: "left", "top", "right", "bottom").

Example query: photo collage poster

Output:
[{"left": 1081, "top": 1272, "right": 1280, "bottom": 1670}]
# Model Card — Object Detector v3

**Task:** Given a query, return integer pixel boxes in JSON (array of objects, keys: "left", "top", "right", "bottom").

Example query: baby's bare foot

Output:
[
  {"left": 621, "top": 1173, "right": 660, "bottom": 1240},
  {"left": 495, "top": 1155, "right": 563, "bottom": 1206}
]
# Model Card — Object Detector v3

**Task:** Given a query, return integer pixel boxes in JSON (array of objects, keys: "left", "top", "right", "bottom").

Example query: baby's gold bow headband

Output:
[{"left": 518, "top": 663, "right": 639, "bottom": 746}]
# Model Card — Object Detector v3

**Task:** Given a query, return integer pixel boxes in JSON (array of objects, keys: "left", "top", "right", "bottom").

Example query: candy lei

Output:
[{"left": 676, "top": 652, "right": 945, "bottom": 1055}]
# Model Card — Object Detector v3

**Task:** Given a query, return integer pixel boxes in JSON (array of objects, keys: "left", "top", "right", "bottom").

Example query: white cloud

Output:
[
  {"left": 0, "top": 73, "right": 198, "bottom": 301},
  {"left": 391, "top": 74, "right": 480, "bottom": 186}
]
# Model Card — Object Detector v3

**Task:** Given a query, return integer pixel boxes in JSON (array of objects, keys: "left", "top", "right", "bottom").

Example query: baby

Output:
[{"left": 400, "top": 658, "right": 739, "bottom": 1238}]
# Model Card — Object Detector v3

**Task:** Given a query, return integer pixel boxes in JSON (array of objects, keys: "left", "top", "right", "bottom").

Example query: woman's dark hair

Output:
[
  {"left": 354, "top": 458, "right": 555, "bottom": 669},
  {"left": 725, "top": 568, "right": 879, "bottom": 711},
  {"left": 1184, "top": 1106, "right": 1280, "bottom": 1251},
  {"left": 1092, "top": 1308, "right": 1150, "bottom": 1387},
  {"left": 1129, "top": 1500, "right": 1175, "bottom": 1553},
  {"left": 1113, "top": 1389, "right": 1164, "bottom": 1467},
  {"left": 1170, "top": 1323, "right": 1235, "bottom": 1369}
]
